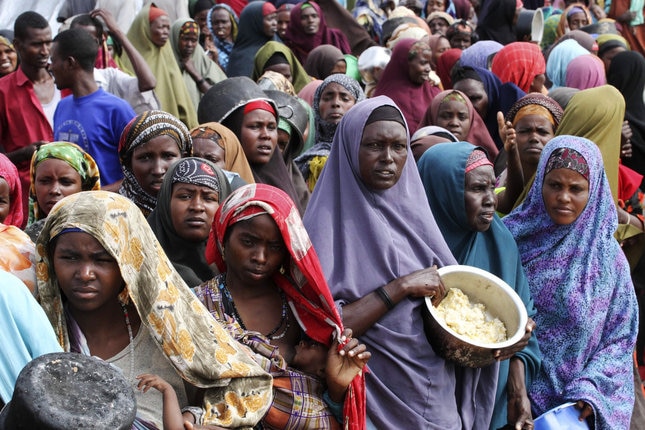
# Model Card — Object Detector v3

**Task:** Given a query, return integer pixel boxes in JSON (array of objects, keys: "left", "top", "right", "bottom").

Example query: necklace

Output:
[
  {"left": 219, "top": 277, "right": 290, "bottom": 340},
  {"left": 120, "top": 302, "right": 135, "bottom": 383}
]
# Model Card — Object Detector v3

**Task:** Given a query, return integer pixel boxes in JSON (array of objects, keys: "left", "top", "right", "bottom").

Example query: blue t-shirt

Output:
[{"left": 54, "top": 88, "right": 135, "bottom": 185}]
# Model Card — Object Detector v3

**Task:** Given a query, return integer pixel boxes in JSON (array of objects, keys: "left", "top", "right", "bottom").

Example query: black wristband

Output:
[
  {"left": 376, "top": 286, "right": 395, "bottom": 310},
  {"left": 196, "top": 78, "right": 205, "bottom": 85}
]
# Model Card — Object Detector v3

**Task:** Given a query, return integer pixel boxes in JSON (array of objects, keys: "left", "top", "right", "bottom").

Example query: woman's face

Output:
[
  {"left": 53, "top": 232, "right": 124, "bottom": 314},
  {"left": 464, "top": 164, "right": 496, "bottom": 232},
  {"left": 431, "top": 37, "right": 451, "bottom": 66},
  {"left": 426, "top": 0, "right": 446, "bottom": 14},
  {"left": 318, "top": 82, "right": 357, "bottom": 125},
  {"left": 150, "top": 15, "right": 171, "bottom": 47},
  {"left": 453, "top": 78, "right": 488, "bottom": 120},
  {"left": 35, "top": 159, "right": 83, "bottom": 217},
  {"left": 193, "top": 137, "right": 226, "bottom": 169},
  {"left": 408, "top": 48, "right": 432, "bottom": 85},
  {"left": 178, "top": 33, "right": 198, "bottom": 59},
  {"left": 195, "top": 9, "right": 210, "bottom": 35},
  {"left": 130, "top": 135, "right": 181, "bottom": 197},
  {"left": 300, "top": 7, "right": 321, "bottom": 35},
  {"left": 265, "top": 62, "right": 292, "bottom": 82},
  {"left": 223, "top": 214, "right": 287, "bottom": 288},
  {"left": 568, "top": 12, "right": 588, "bottom": 31},
  {"left": 263, "top": 12, "right": 278, "bottom": 38},
  {"left": 428, "top": 18, "right": 449, "bottom": 35},
  {"left": 277, "top": 10, "right": 291, "bottom": 39},
  {"left": 515, "top": 114, "right": 554, "bottom": 169},
  {"left": 0, "top": 178, "right": 9, "bottom": 223},
  {"left": 435, "top": 99, "right": 471, "bottom": 140},
  {"left": 542, "top": 167, "right": 589, "bottom": 225},
  {"left": 0, "top": 42, "right": 18, "bottom": 76},
  {"left": 240, "top": 109, "right": 278, "bottom": 165},
  {"left": 211, "top": 9, "right": 232, "bottom": 41},
  {"left": 358, "top": 120, "right": 408, "bottom": 191},
  {"left": 170, "top": 182, "right": 219, "bottom": 242}
]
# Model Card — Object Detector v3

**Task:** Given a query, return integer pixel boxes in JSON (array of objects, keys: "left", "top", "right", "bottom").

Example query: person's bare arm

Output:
[
  {"left": 506, "top": 358, "right": 533, "bottom": 430},
  {"left": 182, "top": 58, "right": 212, "bottom": 94},
  {"left": 91, "top": 8, "right": 156, "bottom": 92},
  {"left": 137, "top": 374, "right": 184, "bottom": 430},
  {"left": 496, "top": 112, "right": 524, "bottom": 215},
  {"left": 4, "top": 141, "right": 44, "bottom": 164},
  {"left": 340, "top": 266, "right": 446, "bottom": 337}
]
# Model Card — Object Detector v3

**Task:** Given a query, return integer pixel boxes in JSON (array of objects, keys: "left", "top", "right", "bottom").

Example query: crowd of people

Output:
[{"left": 0, "top": 0, "right": 644, "bottom": 429}]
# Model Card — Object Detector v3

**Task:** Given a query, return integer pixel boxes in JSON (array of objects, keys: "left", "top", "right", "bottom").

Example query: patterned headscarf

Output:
[
  {"left": 506, "top": 93, "right": 564, "bottom": 128},
  {"left": 0, "top": 153, "right": 23, "bottom": 227},
  {"left": 170, "top": 158, "right": 221, "bottom": 192},
  {"left": 28, "top": 142, "right": 100, "bottom": 224},
  {"left": 118, "top": 110, "right": 192, "bottom": 216},
  {"left": 491, "top": 42, "right": 545, "bottom": 93},
  {"left": 503, "top": 136, "right": 638, "bottom": 429},
  {"left": 545, "top": 146, "right": 589, "bottom": 181},
  {"left": 190, "top": 122, "right": 255, "bottom": 184},
  {"left": 313, "top": 74, "right": 365, "bottom": 143},
  {"left": 36, "top": 191, "right": 273, "bottom": 428},
  {"left": 205, "top": 183, "right": 366, "bottom": 430}
]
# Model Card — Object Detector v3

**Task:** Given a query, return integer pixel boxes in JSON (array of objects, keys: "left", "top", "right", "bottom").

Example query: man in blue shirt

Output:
[{"left": 51, "top": 28, "right": 135, "bottom": 191}]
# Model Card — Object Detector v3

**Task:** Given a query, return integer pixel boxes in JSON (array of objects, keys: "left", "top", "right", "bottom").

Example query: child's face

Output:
[
  {"left": 292, "top": 340, "right": 327, "bottom": 378},
  {"left": 0, "top": 178, "right": 9, "bottom": 223}
]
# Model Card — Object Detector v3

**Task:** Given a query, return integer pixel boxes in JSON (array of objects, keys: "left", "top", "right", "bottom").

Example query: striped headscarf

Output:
[
  {"left": 506, "top": 93, "right": 564, "bottom": 128},
  {"left": 118, "top": 110, "right": 192, "bottom": 216}
]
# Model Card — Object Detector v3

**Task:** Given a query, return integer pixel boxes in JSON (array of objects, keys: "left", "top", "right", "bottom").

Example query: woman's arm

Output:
[{"left": 340, "top": 266, "right": 446, "bottom": 337}]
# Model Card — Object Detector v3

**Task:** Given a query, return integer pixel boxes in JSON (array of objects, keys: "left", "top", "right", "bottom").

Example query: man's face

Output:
[{"left": 15, "top": 26, "right": 52, "bottom": 70}]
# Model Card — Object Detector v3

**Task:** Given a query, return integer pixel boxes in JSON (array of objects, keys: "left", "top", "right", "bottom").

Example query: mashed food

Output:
[{"left": 435, "top": 288, "right": 507, "bottom": 344}]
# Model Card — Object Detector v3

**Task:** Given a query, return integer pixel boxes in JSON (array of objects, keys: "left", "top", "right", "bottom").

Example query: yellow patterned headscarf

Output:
[{"left": 36, "top": 191, "right": 273, "bottom": 427}]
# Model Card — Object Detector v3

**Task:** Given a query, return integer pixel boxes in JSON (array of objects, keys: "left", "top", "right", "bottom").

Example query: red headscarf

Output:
[
  {"left": 284, "top": 1, "right": 351, "bottom": 64},
  {"left": 206, "top": 183, "right": 366, "bottom": 430},
  {"left": 0, "top": 153, "right": 23, "bottom": 227},
  {"left": 435, "top": 47, "right": 462, "bottom": 90},
  {"left": 491, "top": 42, "right": 545, "bottom": 93},
  {"left": 421, "top": 89, "right": 499, "bottom": 160}
]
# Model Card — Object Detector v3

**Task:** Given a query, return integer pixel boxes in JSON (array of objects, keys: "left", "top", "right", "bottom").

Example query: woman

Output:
[
  {"left": 190, "top": 121, "right": 255, "bottom": 185},
  {"left": 474, "top": 0, "right": 518, "bottom": 45},
  {"left": 0, "top": 153, "right": 23, "bottom": 228},
  {"left": 500, "top": 93, "right": 564, "bottom": 212},
  {"left": 0, "top": 270, "right": 62, "bottom": 409},
  {"left": 24, "top": 142, "right": 100, "bottom": 243},
  {"left": 148, "top": 157, "right": 231, "bottom": 287},
  {"left": 418, "top": 142, "right": 540, "bottom": 430},
  {"left": 374, "top": 38, "right": 441, "bottom": 135},
  {"left": 284, "top": 1, "right": 351, "bottom": 65},
  {"left": 546, "top": 39, "right": 589, "bottom": 89},
  {"left": 557, "top": 2, "right": 593, "bottom": 37},
  {"left": 118, "top": 110, "right": 192, "bottom": 217},
  {"left": 0, "top": 32, "right": 18, "bottom": 77},
  {"left": 251, "top": 41, "right": 312, "bottom": 93},
  {"left": 491, "top": 42, "right": 546, "bottom": 93},
  {"left": 295, "top": 74, "right": 365, "bottom": 192},
  {"left": 564, "top": 54, "right": 606, "bottom": 90},
  {"left": 37, "top": 190, "right": 273, "bottom": 428},
  {"left": 206, "top": 4, "right": 238, "bottom": 70},
  {"left": 195, "top": 183, "right": 369, "bottom": 429},
  {"left": 459, "top": 40, "right": 504, "bottom": 70},
  {"left": 303, "top": 96, "right": 495, "bottom": 428},
  {"left": 503, "top": 136, "right": 638, "bottom": 429},
  {"left": 122, "top": 4, "right": 198, "bottom": 128},
  {"left": 428, "top": 33, "right": 451, "bottom": 70},
  {"left": 452, "top": 65, "right": 526, "bottom": 150},
  {"left": 198, "top": 76, "right": 305, "bottom": 213},
  {"left": 421, "top": 89, "right": 498, "bottom": 160},
  {"left": 608, "top": 50, "right": 645, "bottom": 189},
  {"left": 304, "top": 44, "right": 347, "bottom": 80},
  {"left": 170, "top": 19, "right": 227, "bottom": 113},
  {"left": 226, "top": 1, "right": 278, "bottom": 78}
]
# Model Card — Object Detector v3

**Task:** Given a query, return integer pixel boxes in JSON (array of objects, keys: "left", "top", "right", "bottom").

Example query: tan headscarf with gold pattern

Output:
[{"left": 36, "top": 191, "right": 273, "bottom": 428}]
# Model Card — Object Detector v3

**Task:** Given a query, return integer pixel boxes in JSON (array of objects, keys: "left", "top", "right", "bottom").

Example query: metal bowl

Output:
[{"left": 423, "top": 265, "right": 528, "bottom": 368}]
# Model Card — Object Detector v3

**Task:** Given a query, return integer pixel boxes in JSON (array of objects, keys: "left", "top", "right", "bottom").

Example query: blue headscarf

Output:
[
  {"left": 418, "top": 141, "right": 541, "bottom": 430},
  {"left": 503, "top": 135, "right": 638, "bottom": 429}
]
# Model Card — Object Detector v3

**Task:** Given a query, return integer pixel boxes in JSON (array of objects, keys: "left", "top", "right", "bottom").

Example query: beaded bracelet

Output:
[{"left": 376, "top": 286, "right": 395, "bottom": 310}]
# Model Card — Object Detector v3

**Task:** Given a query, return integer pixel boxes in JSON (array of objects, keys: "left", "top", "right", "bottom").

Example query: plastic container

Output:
[{"left": 534, "top": 402, "right": 590, "bottom": 430}]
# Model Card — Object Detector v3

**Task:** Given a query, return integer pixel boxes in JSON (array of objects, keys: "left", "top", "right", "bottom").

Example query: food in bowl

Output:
[{"left": 435, "top": 288, "right": 507, "bottom": 344}]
